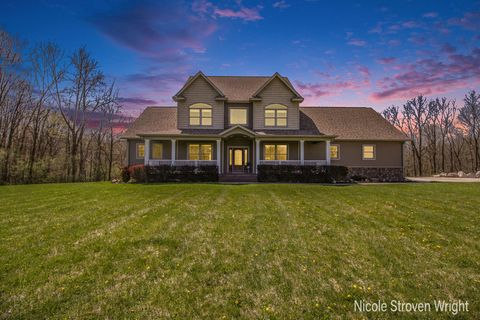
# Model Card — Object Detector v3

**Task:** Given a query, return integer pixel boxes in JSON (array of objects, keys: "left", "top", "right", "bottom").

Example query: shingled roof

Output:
[
  {"left": 173, "top": 72, "right": 303, "bottom": 102},
  {"left": 122, "top": 106, "right": 408, "bottom": 141},
  {"left": 299, "top": 107, "right": 408, "bottom": 140},
  {"left": 207, "top": 76, "right": 271, "bottom": 101}
]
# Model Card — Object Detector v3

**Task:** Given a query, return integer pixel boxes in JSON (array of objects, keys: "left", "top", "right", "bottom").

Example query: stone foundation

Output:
[{"left": 348, "top": 167, "right": 404, "bottom": 182}]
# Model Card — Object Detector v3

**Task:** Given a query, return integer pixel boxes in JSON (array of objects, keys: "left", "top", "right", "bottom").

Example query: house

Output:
[{"left": 122, "top": 72, "right": 408, "bottom": 181}]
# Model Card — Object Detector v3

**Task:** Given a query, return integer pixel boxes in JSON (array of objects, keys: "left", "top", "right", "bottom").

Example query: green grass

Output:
[{"left": 0, "top": 182, "right": 479, "bottom": 319}]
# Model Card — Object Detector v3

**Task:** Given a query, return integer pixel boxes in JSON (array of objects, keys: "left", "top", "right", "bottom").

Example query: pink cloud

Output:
[
  {"left": 91, "top": 2, "right": 217, "bottom": 61},
  {"left": 214, "top": 7, "right": 263, "bottom": 21},
  {"left": 370, "top": 48, "right": 480, "bottom": 101},
  {"left": 357, "top": 65, "right": 371, "bottom": 77},
  {"left": 377, "top": 57, "right": 397, "bottom": 64},
  {"left": 448, "top": 12, "right": 480, "bottom": 31},
  {"left": 296, "top": 78, "right": 370, "bottom": 99}
]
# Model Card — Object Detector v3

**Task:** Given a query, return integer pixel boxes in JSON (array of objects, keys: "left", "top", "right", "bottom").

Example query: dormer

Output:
[
  {"left": 250, "top": 73, "right": 303, "bottom": 130},
  {"left": 173, "top": 71, "right": 226, "bottom": 130}
]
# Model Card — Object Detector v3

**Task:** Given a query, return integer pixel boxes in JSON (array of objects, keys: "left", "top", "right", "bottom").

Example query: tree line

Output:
[
  {"left": 0, "top": 28, "right": 127, "bottom": 184},
  {"left": 382, "top": 92, "right": 480, "bottom": 176}
]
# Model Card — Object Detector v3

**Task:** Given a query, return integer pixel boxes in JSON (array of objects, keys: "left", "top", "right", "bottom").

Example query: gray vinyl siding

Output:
[
  {"left": 253, "top": 77, "right": 300, "bottom": 130},
  {"left": 331, "top": 141, "right": 403, "bottom": 167},
  {"left": 260, "top": 141, "right": 299, "bottom": 160},
  {"left": 128, "top": 139, "right": 144, "bottom": 166},
  {"left": 304, "top": 141, "right": 326, "bottom": 160},
  {"left": 177, "top": 76, "right": 225, "bottom": 129}
]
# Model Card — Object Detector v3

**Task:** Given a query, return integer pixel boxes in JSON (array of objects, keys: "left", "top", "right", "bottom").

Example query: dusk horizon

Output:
[{"left": 1, "top": 0, "right": 479, "bottom": 116}]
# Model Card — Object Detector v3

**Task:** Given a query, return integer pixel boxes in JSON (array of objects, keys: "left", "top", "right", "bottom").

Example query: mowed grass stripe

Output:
[{"left": 0, "top": 182, "right": 479, "bottom": 319}]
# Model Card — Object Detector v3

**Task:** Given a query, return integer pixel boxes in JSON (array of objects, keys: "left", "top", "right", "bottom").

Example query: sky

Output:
[{"left": 1, "top": 0, "right": 480, "bottom": 116}]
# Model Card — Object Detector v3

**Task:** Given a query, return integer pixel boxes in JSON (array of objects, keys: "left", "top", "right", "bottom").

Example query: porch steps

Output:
[{"left": 219, "top": 173, "right": 258, "bottom": 183}]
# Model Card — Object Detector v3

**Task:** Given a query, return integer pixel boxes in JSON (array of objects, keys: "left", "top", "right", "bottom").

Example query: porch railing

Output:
[
  {"left": 147, "top": 160, "right": 217, "bottom": 166},
  {"left": 259, "top": 160, "right": 328, "bottom": 166}
]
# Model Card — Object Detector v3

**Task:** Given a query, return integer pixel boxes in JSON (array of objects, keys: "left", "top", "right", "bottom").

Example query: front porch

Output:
[{"left": 138, "top": 134, "right": 332, "bottom": 175}]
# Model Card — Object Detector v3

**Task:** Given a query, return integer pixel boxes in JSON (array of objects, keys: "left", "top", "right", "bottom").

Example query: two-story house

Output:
[{"left": 122, "top": 72, "right": 408, "bottom": 181}]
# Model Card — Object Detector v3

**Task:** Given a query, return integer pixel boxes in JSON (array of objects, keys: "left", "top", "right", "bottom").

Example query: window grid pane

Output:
[
  {"left": 230, "top": 108, "right": 247, "bottom": 125},
  {"left": 330, "top": 145, "right": 339, "bottom": 159},
  {"left": 264, "top": 145, "right": 276, "bottom": 160},
  {"left": 137, "top": 143, "right": 145, "bottom": 158},
  {"left": 189, "top": 144, "right": 200, "bottom": 160},
  {"left": 152, "top": 143, "right": 163, "bottom": 159},
  {"left": 200, "top": 144, "right": 212, "bottom": 160},
  {"left": 363, "top": 145, "right": 375, "bottom": 159},
  {"left": 276, "top": 145, "right": 287, "bottom": 160}
]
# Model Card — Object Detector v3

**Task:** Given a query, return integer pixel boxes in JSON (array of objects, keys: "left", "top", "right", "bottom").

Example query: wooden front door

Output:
[{"left": 229, "top": 147, "right": 248, "bottom": 173}]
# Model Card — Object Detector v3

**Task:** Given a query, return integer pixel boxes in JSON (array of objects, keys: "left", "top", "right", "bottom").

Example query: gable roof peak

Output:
[{"left": 173, "top": 71, "right": 225, "bottom": 101}]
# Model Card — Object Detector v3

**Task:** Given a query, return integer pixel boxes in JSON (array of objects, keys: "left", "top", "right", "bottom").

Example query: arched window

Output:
[
  {"left": 189, "top": 103, "right": 212, "bottom": 126},
  {"left": 265, "top": 104, "right": 287, "bottom": 127}
]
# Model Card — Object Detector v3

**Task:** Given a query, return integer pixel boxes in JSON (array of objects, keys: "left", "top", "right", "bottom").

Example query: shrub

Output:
[
  {"left": 142, "top": 165, "right": 218, "bottom": 182},
  {"left": 129, "top": 164, "right": 146, "bottom": 183},
  {"left": 257, "top": 165, "right": 348, "bottom": 183},
  {"left": 121, "top": 166, "right": 130, "bottom": 183}
]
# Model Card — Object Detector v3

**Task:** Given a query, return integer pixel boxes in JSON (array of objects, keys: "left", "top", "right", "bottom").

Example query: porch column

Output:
[
  {"left": 171, "top": 139, "right": 176, "bottom": 166},
  {"left": 300, "top": 140, "right": 305, "bottom": 165},
  {"left": 216, "top": 139, "right": 221, "bottom": 174},
  {"left": 255, "top": 139, "right": 260, "bottom": 173},
  {"left": 326, "top": 140, "right": 331, "bottom": 165},
  {"left": 144, "top": 138, "right": 150, "bottom": 166}
]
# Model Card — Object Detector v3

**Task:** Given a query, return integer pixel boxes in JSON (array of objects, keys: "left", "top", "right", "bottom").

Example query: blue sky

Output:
[{"left": 1, "top": 0, "right": 479, "bottom": 115}]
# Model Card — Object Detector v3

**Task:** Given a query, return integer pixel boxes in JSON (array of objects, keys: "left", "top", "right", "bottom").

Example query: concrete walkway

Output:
[{"left": 406, "top": 176, "right": 480, "bottom": 183}]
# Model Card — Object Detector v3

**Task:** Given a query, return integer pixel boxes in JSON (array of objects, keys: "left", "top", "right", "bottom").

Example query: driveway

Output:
[{"left": 406, "top": 176, "right": 480, "bottom": 183}]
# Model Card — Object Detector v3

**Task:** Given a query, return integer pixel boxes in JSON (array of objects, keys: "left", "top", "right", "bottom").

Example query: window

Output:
[
  {"left": 136, "top": 143, "right": 145, "bottom": 159},
  {"left": 264, "top": 144, "right": 288, "bottom": 160},
  {"left": 151, "top": 142, "right": 163, "bottom": 159},
  {"left": 330, "top": 144, "right": 340, "bottom": 160},
  {"left": 189, "top": 103, "right": 212, "bottom": 126},
  {"left": 362, "top": 144, "right": 376, "bottom": 160},
  {"left": 265, "top": 104, "right": 288, "bottom": 127},
  {"left": 229, "top": 108, "right": 247, "bottom": 125},
  {"left": 188, "top": 144, "right": 212, "bottom": 160}
]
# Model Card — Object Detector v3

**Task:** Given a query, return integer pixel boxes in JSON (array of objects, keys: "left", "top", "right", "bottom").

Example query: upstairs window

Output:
[
  {"left": 330, "top": 144, "right": 340, "bottom": 160},
  {"left": 188, "top": 144, "right": 212, "bottom": 160},
  {"left": 265, "top": 104, "right": 288, "bottom": 127},
  {"left": 229, "top": 108, "right": 248, "bottom": 125},
  {"left": 264, "top": 144, "right": 288, "bottom": 160},
  {"left": 362, "top": 144, "right": 376, "bottom": 160},
  {"left": 189, "top": 103, "right": 212, "bottom": 126}
]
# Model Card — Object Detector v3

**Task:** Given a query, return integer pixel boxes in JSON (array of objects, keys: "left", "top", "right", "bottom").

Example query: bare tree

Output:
[{"left": 458, "top": 90, "right": 480, "bottom": 171}]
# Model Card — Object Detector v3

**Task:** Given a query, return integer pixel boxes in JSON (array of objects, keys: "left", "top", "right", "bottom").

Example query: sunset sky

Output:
[{"left": 1, "top": 0, "right": 479, "bottom": 116}]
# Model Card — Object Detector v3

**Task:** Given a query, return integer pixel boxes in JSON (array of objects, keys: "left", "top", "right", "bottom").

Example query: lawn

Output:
[{"left": 0, "top": 182, "right": 479, "bottom": 319}]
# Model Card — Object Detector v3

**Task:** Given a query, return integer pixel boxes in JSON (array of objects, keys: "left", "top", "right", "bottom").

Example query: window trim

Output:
[
  {"left": 330, "top": 144, "right": 340, "bottom": 160},
  {"left": 136, "top": 142, "right": 145, "bottom": 159},
  {"left": 187, "top": 143, "right": 213, "bottom": 160},
  {"left": 228, "top": 107, "right": 248, "bottom": 126},
  {"left": 362, "top": 144, "right": 376, "bottom": 160},
  {"left": 151, "top": 142, "right": 163, "bottom": 160},
  {"left": 263, "top": 143, "right": 289, "bottom": 160},
  {"left": 189, "top": 103, "right": 213, "bottom": 127},
  {"left": 264, "top": 104, "right": 288, "bottom": 127}
]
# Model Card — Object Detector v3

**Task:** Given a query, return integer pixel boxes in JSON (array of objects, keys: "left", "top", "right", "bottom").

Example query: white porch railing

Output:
[
  {"left": 259, "top": 160, "right": 328, "bottom": 166},
  {"left": 147, "top": 160, "right": 217, "bottom": 166},
  {"left": 304, "top": 160, "right": 328, "bottom": 166},
  {"left": 147, "top": 160, "right": 172, "bottom": 166},
  {"left": 259, "top": 160, "right": 301, "bottom": 165}
]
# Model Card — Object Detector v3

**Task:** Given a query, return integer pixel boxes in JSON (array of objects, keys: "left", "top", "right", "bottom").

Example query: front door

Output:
[{"left": 229, "top": 147, "right": 248, "bottom": 173}]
